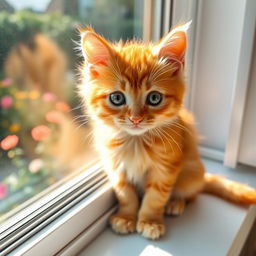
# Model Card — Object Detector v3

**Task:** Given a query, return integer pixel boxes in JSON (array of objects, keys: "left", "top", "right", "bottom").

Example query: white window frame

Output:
[{"left": 8, "top": 183, "right": 115, "bottom": 256}]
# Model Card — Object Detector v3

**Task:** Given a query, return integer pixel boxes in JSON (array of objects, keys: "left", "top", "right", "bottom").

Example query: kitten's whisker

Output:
[
  {"left": 146, "top": 131, "right": 153, "bottom": 145},
  {"left": 163, "top": 124, "right": 183, "bottom": 138},
  {"left": 74, "top": 120, "right": 89, "bottom": 131},
  {"left": 71, "top": 116, "right": 89, "bottom": 127},
  {"left": 156, "top": 128, "right": 174, "bottom": 153},
  {"left": 161, "top": 128, "right": 182, "bottom": 152},
  {"left": 171, "top": 122, "right": 192, "bottom": 136},
  {"left": 145, "top": 130, "right": 155, "bottom": 145},
  {"left": 83, "top": 129, "right": 95, "bottom": 145},
  {"left": 69, "top": 103, "right": 84, "bottom": 112},
  {"left": 154, "top": 127, "right": 167, "bottom": 153},
  {"left": 151, "top": 130, "right": 156, "bottom": 144},
  {"left": 163, "top": 120, "right": 192, "bottom": 136},
  {"left": 73, "top": 114, "right": 89, "bottom": 121}
]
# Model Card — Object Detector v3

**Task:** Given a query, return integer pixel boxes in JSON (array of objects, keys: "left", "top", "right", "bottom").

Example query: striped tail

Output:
[{"left": 203, "top": 173, "right": 256, "bottom": 205}]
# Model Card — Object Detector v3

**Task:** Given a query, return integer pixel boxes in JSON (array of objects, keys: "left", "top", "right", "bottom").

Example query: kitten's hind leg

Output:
[
  {"left": 165, "top": 160, "right": 205, "bottom": 216},
  {"left": 165, "top": 197, "right": 185, "bottom": 216}
]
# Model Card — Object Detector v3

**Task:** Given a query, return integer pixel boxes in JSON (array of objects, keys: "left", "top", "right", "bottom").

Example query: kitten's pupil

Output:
[
  {"left": 146, "top": 91, "right": 162, "bottom": 106},
  {"left": 110, "top": 91, "right": 126, "bottom": 106}
]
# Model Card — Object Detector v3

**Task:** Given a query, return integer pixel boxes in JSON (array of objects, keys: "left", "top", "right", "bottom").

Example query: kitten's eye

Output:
[
  {"left": 109, "top": 91, "right": 126, "bottom": 106},
  {"left": 146, "top": 91, "right": 163, "bottom": 106}
]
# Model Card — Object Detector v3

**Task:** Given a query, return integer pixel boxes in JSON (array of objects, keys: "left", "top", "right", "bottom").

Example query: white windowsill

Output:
[{"left": 78, "top": 158, "right": 256, "bottom": 256}]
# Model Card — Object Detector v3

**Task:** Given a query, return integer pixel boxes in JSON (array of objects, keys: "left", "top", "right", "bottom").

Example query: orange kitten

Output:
[{"left": 79, "top": 24, "right": 256, "bottom": 240}]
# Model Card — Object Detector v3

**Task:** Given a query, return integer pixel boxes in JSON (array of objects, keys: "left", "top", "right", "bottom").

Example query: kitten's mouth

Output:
[
  {"left": 131, "top": 124, "right": 142, "bottom": 129},
  {"left": 124, "top": 124, "right": 148, "bottom": 135},
  {"left": 115, "top": 119, "right": 150, "bottom": 135}
]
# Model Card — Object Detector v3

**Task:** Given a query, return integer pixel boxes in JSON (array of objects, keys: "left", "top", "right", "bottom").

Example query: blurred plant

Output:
[
  {"left": 0, "top": 10, "right": 81, "bottom": 75},
  {"left": 0, "top": 135, "right": 19, "bottom": 150},
  {"left": 0, "top": 78, "right": 72, "bottom": 217},
  {"left": 31, "top": 125, "right": 52, "bottom": 142}
]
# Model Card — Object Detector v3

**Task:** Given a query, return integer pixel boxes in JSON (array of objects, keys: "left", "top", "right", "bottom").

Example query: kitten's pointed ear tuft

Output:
[
  {"left": 153, "top": 22, "right": 190, "bottom": 70},
  {"left": 80, "top": 27, "right": 112, "bottom": 65}
]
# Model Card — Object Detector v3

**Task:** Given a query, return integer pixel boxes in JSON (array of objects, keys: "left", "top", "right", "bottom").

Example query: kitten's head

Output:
[{"left": 79, "top": 24, "right": 189, "bottom": 135}]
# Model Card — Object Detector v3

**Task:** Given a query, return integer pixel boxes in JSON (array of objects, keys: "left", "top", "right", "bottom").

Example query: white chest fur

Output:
[
  {"left": 94, "top": 123, "right": 155, "bottom": 187},
  {"left": 120, "top": 138, "right": 150, "bottom": 185}
]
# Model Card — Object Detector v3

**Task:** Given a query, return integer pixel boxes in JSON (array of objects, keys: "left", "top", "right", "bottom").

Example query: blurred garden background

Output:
[{"left": 0, "top": 0, "right": 143, "bottom": 220}]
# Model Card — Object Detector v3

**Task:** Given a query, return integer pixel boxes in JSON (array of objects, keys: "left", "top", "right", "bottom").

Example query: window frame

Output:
[
  {"left": 7, "top": 183, "right": 115, "bottom": 256},
  {"left": 0, "top": 162, "right": 116, "bottom": 255}
]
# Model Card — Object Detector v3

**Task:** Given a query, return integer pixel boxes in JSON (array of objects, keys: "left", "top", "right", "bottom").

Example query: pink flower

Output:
[
  {"left": 42, "top": 92, "right": 57, "bottom": 102},
  {"left": 1, "top": 96, "right": 13, "bottom": 109},
  {"left": 31, "top": 125, "right": 51, "bottom": 141},
  {"left": 29, "top": 159, "right": 43, "bottom": 173},
  {"left": 45, "top": 110, "right": 62, "bottom": 123},
  {"left": 55, "top": 101, "right": 71, "bottom": 112},
  {"left": 0, "top": 184, "right": 8, "bottom": 199},
  {"left": 0, "top": 135, "right": 19, "bottom": 150},
  {"left": 1, "top": 78, "right": 12, "bottom": 87}
]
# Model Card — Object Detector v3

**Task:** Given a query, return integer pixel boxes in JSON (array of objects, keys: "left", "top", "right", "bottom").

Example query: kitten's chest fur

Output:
[
  {"left": 95, "top": 128, "right": 155, "bottom": 186},
  {"left": 119, "top": 137, "right": 151, "bottom": 185}
]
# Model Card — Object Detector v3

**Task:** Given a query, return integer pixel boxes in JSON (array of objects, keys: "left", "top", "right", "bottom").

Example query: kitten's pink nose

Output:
[{"left": 129, "top": 116, "right": 143, "bottom": 124}]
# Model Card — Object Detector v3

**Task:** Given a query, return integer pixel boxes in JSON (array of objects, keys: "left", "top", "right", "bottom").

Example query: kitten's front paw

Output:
[
  {"left": 136, "top": 219, "right": 165, "bottom": 240},
  {"left": 110, "top": 214, "right": 136, "bottom": 234}
]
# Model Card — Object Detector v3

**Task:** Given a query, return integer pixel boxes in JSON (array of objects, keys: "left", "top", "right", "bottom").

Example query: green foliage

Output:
[{"left": 0, "top": 10, "right": 80, "bottom": 74}]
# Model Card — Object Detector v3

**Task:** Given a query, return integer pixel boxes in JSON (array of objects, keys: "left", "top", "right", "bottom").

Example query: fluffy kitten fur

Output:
[{"left": 79, "top": 24, "right": 256, "bottom": 240}]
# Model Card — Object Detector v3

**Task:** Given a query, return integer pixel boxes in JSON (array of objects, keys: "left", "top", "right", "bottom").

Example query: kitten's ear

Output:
[
  {"left": 80, "top": 27, "right": 113, "bottom": 66},
  {"left": 153, "top": 22, "right": 190, "bottom": 72}
]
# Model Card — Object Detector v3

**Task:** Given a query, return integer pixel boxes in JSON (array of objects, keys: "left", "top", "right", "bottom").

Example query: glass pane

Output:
[{"left": 0, "top": 0, "right": 143, "bottom": 221}]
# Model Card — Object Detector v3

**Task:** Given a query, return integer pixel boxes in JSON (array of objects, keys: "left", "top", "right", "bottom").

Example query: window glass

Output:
[{"left": 0, "top": 0, "right": 143, "bottom": 221}]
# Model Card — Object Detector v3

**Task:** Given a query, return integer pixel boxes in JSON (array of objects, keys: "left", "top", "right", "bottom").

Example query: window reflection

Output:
[{"left": 0, "top": 0, "right": 143, "bottom": 220}]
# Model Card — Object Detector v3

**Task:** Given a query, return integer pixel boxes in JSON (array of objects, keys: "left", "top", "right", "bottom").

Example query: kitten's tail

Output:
[{"left": 203, "top": 173, "right": 256, "bottom": 205}]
